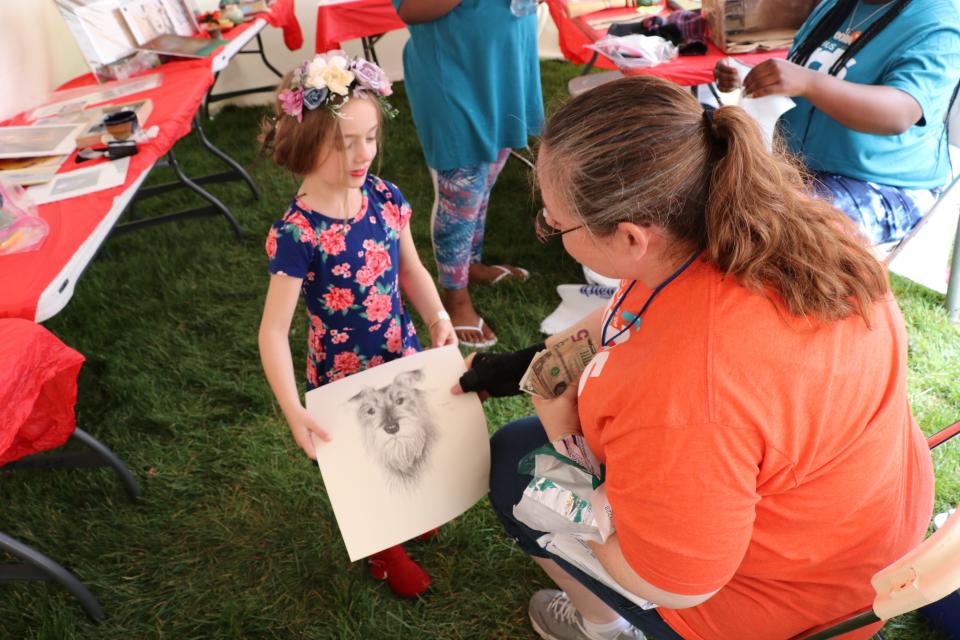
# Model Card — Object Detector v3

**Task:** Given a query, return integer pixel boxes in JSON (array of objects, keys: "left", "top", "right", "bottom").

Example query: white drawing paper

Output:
[
  {"left": 26, "top": 157, "right": 130, "bottom": 205},
  {"left": 724, "top": 58, "right": 795, "bottom": 151},
  {"left": 306, "top": 345, "right": 490, "bottom": 561}
]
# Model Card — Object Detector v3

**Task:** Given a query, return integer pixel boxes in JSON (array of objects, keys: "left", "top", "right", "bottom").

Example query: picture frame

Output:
[{"left": 0, "top": 125, "right": 85, "bottom": 160}]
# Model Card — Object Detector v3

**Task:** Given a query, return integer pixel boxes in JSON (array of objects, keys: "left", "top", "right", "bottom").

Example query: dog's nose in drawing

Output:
[{"left": 384, "top": 423, "right": 400, "bottom": 434}]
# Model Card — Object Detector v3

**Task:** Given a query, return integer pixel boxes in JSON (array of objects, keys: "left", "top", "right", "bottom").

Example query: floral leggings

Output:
[{"left": 430, "top": 148, "right": 512, "bottom": 290}]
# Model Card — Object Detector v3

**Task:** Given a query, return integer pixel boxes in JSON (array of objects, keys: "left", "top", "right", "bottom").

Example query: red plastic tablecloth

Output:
[
  {"left": 545, "top": 0, "right": 787, "bottom": 86},
  {"left": 0, "top": 319, "right": 84, "bottom": 466},
  {"left": 315, "top": 0, "right": 405, "bottom": 53},
  {"left": 0, "top": 59, "right": 214, "bottom": 321},
  {"left": 261, "top": 0, "right": 304, "bottom": 50}
]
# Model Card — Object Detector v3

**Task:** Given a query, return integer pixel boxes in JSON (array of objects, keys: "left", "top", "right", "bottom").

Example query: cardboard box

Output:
[{"left": 702, "top": 0, "right": 816, "bottom": 53}]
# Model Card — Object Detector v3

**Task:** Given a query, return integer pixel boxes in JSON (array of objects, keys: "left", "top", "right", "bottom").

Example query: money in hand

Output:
[{"left": 519, "top": 330, "right": 597, "bottom": 399}]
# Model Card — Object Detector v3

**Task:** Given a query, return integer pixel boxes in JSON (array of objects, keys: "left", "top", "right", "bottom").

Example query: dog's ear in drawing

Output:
[{"left": 393, "top": 369, "right": 424, "bottom": 389}]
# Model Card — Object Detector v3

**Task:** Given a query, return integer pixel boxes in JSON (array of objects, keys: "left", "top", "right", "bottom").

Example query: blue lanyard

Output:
[{"left": 601, "top": 252, "right": 700, "bottom": 348}]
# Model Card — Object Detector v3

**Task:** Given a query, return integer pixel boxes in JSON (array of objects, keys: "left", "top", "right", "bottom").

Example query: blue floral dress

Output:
[{"left": 266, "top": 175, "right": 421, "bottom": 390}]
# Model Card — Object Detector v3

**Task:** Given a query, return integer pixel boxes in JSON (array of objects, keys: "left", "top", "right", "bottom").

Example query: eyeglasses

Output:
[{"left": 534, "top": 207, "right": 584, "bottom": 243}]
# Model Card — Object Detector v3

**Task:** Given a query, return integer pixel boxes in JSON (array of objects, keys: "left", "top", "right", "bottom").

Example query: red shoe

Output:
[
  {"left": 415, "top": 527, "right": 440, "bottom": 542},
  {"left": 368, "top": 545, "right": 431, "bottom": 598}
]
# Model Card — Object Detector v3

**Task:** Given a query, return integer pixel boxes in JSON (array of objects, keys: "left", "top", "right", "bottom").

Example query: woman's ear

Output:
[{"left": 614, "top": 221, "right": 652, "bottom": 261}]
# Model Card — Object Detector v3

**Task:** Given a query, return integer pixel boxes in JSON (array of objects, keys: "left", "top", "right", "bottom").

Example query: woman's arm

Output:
[
  {"left": 397, "top": 226, "right": 456, "bottom": 347},
  {"left": 742, "top": 58, "right": 922, "bottom": 135},
  {"left": 395, "top": 0, "right": 462, "bottom": 25},
  {"left": 588, "top": 534, "right": 719, "bottom": 609},
  {"left": 259, "top": 274, "right": 330, "bottom": 458}
]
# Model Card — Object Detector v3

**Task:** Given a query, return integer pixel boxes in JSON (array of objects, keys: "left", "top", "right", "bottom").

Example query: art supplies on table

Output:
[
  {"left": 0, "top": 155, "right": 70, "bottom": 187},
  {"left": 567, "top": 0, "right": 639, "bottom": 19},
  {"left": 0, "top": 179, "right": 48, "bottom": 255},
  {"left": 0, "top": 125, "right": 84, "bottom": 160},
  {"left": 27, "top": 75, "right": 163, "bottom": 123},
  {"left": 72, "top": 99, "right": 154, "bottom": 148},
  {"left": 136, "top": 34, "right": 227, "bottom": 59},
  {"left": 26, "top": 157, "right": 131, "bottom": 206}
]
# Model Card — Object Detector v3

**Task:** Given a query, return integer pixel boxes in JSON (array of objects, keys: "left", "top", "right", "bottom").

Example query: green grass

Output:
[{"left": 0, "top": 60, "right": 957, "bottom": 639}]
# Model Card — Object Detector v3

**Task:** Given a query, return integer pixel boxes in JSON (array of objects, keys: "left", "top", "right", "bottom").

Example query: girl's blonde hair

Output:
[{"left": 539, "top": 75, "right": 889, "bottom": 324}]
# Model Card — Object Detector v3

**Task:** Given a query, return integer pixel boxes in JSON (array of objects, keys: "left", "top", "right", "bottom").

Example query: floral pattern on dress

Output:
[{"left": 266, "top": 174, "right": 418, "bottom": 390}]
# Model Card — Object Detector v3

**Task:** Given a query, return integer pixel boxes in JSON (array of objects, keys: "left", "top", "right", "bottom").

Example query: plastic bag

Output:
[
  {"left": 585, "top": 34, "right": 678, "bottom": 69},
  {"left": 0, "top": 178, "right": 48, "bottom": 255},
  {"left": 513, "top": 434, "right": 614, "bottom": 543}
]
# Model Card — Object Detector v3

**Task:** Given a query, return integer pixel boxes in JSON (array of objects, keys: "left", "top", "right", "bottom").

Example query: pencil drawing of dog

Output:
[{"left": 349, "top": 369, "right": 437, "bottom": 490}]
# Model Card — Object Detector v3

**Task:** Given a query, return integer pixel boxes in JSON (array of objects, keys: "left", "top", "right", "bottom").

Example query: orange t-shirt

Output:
[{"left": 577, "top": 258, "right": 934, "bottom": 640}]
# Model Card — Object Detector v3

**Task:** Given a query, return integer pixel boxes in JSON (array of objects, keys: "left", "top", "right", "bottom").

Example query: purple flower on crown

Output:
[
  {"left": 278, "top": 88, "right": 303, "bottom": 122},
  {"left": 351, "top": 58, "right": 393, "bottom": 97}
]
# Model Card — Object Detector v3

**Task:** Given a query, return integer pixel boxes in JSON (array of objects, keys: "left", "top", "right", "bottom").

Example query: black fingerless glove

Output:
[{"left": 458, "top": 342, "right": 546, "bottom": 397}]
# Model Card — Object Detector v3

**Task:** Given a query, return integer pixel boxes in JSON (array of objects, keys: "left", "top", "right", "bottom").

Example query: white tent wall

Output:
[{"left": 1, "top": 1, "right": 562, "bottom": 122}]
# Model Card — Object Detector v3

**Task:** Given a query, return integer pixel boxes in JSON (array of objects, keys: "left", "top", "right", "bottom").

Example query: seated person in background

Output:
[{"left": 715, "top": 0, "right": 960, "bottom": 245}]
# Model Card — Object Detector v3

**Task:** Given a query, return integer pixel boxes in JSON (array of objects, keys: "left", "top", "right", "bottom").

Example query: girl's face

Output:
[{"left": 314, "top": 97, "right": 380, "bottom": 189}]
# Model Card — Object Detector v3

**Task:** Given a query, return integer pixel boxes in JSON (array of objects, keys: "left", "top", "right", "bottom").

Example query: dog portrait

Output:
[
  {"left": 349, "top": 369, "right": 437, "bottom": 490},
  {"left": 305, "top": 345, "right": 490, "bottom": 561}
]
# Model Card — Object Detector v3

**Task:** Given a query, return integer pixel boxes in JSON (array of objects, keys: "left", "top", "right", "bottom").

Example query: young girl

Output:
[{"left": 258, "top": 51, "right": 456, "bottom": 598}]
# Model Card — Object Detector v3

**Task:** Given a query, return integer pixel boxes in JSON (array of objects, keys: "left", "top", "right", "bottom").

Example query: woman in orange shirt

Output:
[{"left": 459, "top": 75, "right": 934, "bottom": 640}]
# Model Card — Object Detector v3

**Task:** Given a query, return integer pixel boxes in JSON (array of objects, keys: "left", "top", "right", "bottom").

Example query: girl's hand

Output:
[
  {"left": 531, "top": 384, "right": 581, "bottom": 441},
  {"left": 713, "top": 59, "right": 741, "bottom": 93},
  {"left": 429, "top": 319, "right": 458, "bottom": 348},
  {"left": 284, "top": 406, "right": 331, "bottom": 460},
  {"left": 743, "top": 59, "right": 815, "bottom": 99}
]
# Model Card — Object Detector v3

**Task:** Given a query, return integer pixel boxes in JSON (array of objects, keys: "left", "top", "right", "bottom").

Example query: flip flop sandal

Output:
[
  {"left": 453, "top": 318, "right": 498, "bottom": 349},
  {"left": 487, "top": 265, "right": 530, "bottom": 285}
]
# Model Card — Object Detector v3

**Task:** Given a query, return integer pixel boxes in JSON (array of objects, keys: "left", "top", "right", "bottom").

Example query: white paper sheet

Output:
[
  {"left": 725, "top": 58, "right": 796, "bottom": 151},
  {"left": 306, "top": 345, "right": 490, "bottom": 561},
  {"left": 26, "top": 157, "right": 130, "bottom": 205}
]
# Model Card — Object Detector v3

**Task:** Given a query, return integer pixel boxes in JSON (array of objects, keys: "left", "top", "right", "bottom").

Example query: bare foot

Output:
[
  {"left": 468, "top": 263, "right": 530, "bottom": 286},
  {"left": 441, "top": 288, "right": 497, "bottom": 348}
]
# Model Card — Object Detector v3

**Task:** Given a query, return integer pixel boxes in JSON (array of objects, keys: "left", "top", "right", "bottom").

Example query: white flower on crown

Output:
[{"left": 305, "top": 50, "right": 355, "bottom": 96}]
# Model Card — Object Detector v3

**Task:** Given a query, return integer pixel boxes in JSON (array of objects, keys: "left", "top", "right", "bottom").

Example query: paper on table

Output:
[
  {"left": 725, "top": 58, "right": 795, "bottom": 151},
  {"left": 26, "top": 157, "right": 130, "bottom": 205}
]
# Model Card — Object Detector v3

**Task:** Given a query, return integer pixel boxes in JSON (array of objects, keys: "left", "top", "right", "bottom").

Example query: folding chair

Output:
[
  {"left": 875, "top": 81, "right": 960, "bottom": 322},
  {"left": 791, "top": 420, "right": 960, "bottom": 640}
]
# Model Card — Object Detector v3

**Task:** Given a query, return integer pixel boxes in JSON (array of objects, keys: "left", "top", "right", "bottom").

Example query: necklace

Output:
[
  {"left": 843, "top": 0, "right": 894, "bottom": 43},
  {"left": 600, "top": 252, "right": 699, "bottom": 348}
]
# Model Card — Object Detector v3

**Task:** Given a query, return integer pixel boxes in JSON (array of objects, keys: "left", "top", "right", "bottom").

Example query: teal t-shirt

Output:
[
  {"left": 779, "top": 0, "right": 960, "bottom": 189},
  {"left": 392, "top": 0, "right": 545, "bottom": 171}
]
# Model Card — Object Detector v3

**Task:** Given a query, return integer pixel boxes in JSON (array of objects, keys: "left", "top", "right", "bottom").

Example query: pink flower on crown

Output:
[{"left": 278, "top": 88, "right": 303, "bottom": 122}]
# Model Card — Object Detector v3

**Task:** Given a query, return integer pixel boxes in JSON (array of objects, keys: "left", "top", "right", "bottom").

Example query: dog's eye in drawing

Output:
[
  {"left": 365, "top": 407, "right": 376, "bottom": 415},
  {"left": 396, "top": 397, "right": 404, "bottom": 405}
]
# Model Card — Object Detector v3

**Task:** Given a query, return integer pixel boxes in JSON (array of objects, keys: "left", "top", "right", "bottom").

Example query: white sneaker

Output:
[{"left": 528, "top": 589, "right": 646, "bottom": 640}]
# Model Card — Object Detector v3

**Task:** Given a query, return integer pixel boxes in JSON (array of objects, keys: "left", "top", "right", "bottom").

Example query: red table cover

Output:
[
  {"left": 261, "top": 0, "right": 304, "bottom": 51},
  {"left": 0, "top": 59, "right": 214, "bottom": 321},
  {"left": 0, "top": 318, "right": 84, "bottom": 466},
  {"left": 545, "top": 0, "right": 787, "bottom": 86},
  {"left": 315, "top": 0, "right": 406, "bottom": 53}
]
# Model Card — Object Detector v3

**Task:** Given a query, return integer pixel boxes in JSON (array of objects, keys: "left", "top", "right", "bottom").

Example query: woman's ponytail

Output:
[
  {"left": 704, "top": 105, "right": 888, "bottom": 324},
  {"left": 540, "top": 75, "right": 889, "bottom": 326}
]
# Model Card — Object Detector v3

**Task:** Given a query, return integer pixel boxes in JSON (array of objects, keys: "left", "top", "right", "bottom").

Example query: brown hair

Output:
[
  {"left": 538, "top": 75, "right": 889, "bottom": 324},
  {"left": 258, "top": 69, "right": 383, "bottom": 176}
]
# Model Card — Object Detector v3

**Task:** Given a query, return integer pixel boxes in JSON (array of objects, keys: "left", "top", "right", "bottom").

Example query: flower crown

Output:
[{"left": 278, "top": 51, "right": 396, "bottom": 123}]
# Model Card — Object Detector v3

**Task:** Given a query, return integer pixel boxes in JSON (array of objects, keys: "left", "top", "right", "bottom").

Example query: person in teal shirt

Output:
[
  {"left": 393, "top": 0, "right": 545, "bottom": 348},
  {"left": 715, "top": 0, "right": 960, "bottom": 244}
]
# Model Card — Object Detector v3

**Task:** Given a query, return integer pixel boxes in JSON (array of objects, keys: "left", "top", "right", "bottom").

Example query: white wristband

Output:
[{"left": 428, "top": 310, "right": 450, "bottom": 329}]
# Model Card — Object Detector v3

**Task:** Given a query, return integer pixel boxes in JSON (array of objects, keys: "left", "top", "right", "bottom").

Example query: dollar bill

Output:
[{"left": 519, "top": 332, "right": 597, "bottom": 399}]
